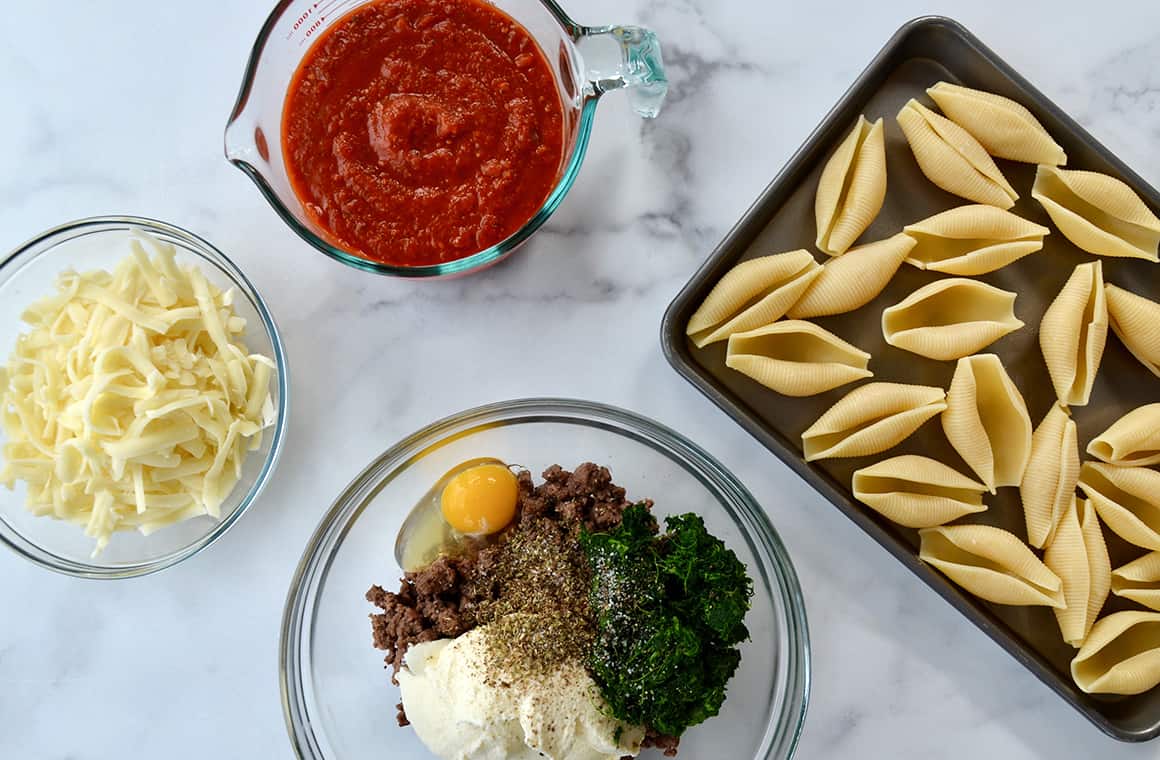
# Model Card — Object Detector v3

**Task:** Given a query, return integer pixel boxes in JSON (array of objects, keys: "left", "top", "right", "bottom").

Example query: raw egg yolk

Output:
[{"left": 440, "top": 464, "right": 518, "bottom": 535}]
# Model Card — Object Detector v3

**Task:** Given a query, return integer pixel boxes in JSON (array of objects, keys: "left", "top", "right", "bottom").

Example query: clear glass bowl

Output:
[
  {"left": 281, "top": 398, "right": 809, "bottom": 760},
  {"left": 225, "top": 0, "right": 667, "bottom": 278},
  {"left": 0, "top": 217, "right": 289, "bottom": 578}
]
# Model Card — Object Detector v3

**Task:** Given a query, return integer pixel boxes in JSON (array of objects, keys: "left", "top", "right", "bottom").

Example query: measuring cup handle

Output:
[{"left": 576, "top": 25, "right": 668, "bottom": 118}]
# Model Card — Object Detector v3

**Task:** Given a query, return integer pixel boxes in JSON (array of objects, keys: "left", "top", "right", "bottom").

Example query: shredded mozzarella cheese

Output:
[{"left": 0, "top": 231, "right": 276, "bottom": 555}]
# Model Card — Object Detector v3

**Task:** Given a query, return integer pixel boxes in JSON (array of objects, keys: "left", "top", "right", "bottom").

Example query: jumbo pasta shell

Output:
[
  {"left": 1088, "top": 404, "right": 1160, "bottom": 466},
  {"left": 919, "top": 524, "right": 1064, "bottom": 607},
  {"left": 1046, "top": 498, "right": 1111, "bottom": 647},
  {"left": 725, "top": 320, "right": 872, "bottom": 397},
  {"left": 1040, "top": 261, "right": 1107, "bottom": 407},
  {"left": 801, "top": 382, "right": 946, "bottom": 462},
  {"left": 815, "top": 115, "right": 888, "bottom": 255},
  {"left": 1079, "top": 462, "right": 1160, "bottom": 551},
  {"left": 852, "top": 455, "right": 986, "bottom": 528},
  {"left": 686, "top": 250, "right": 822, "bottom": 347},
  {"left": 1072, "top": 611, "right": 1160, "bottom": 695},
  {"left": 1112, "top": 552, "right": 1160, "bottom": 611},
  {"left": 787, "top": 233, "right": 915, "bottom": 319},
  {"left": 1106, "top": 284, "right": 1160, "bottom": 377},
  {"left": 882, "top": 278, "right": 1023, "bottom": 361},
  {"left": 903, "top": 204, "right": 1048, "bottom": 275},
  {"left": 1032, "top": 165, "right": 1160, "bottom": 261},
  {"left": 896, "top": 99, "right": 1018, "bottom": 208},
  {"left": 1020, "top": 403, "right": 1080, "bottom": 548},
  {"left": 941, "top": 354, "right": 1032, "bottom": 492},
  {"left": 926, "top": 82, "right": 1067, "bottom": 165}
]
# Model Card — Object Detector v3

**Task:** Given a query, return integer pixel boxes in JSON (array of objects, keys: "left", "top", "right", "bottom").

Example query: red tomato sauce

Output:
[{"left": 282, "top": 0, "right": 566, "bottom": 267}]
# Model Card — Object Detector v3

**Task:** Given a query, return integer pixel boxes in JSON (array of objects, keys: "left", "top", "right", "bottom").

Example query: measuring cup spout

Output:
[{"left": 224, "top": 119, "right": 265, "bottom": 166}]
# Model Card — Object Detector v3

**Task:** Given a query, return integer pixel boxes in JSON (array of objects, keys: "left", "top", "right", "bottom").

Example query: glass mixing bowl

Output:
[
  {"left": 0, "top": 217, "right": 289, "bottom": 578},
  {"left": 281, "top": 398, "right": 809, "bottom": 760},
  {"left": 225, "top": 0, "right": 667, "bottom": 278}
]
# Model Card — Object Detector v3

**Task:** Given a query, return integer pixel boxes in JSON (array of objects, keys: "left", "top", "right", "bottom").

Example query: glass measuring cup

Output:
[{"left": 224, "top": 0, "right": 667, "bottom": 278}]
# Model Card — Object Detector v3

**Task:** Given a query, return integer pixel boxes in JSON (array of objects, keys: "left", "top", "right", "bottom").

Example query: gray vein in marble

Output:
[
  {"left": 1088, "top": 36, "right": 1160, "bottom": 115},
  {"left": 352, "top": 275, "right": 626, "bottom": 313},
  {"left": 281, "top": 247, "right": 696, "bottom": 321},
  {"left": 24, "top": 109, "right": 60, "bottom": 156},
  {"left": 637, "top": 0, "right": 744, "bottom": 62},
  {"left": 1, "top": 51, "right": 36, "bottom": 81},
  {"left": 631, "top": 45, "right": 787, "bottom": 255},
  {"left": 532, "top": 207, "right": 718, "bottom": 251},
  {"left": 816, "top": 706, "right": 866, "bottom": 753},
  {"left": 1078, "top": 34, "right": 1160, "bottom": 178},
  {"left": 638, "top": 123, "right": 697, "bottom": 234},
  {"left": 648, "top": 45, "right": 768, "bottom": 108},
  {"left": 531, "top": 116, "right": 715, "bottom": 248}
]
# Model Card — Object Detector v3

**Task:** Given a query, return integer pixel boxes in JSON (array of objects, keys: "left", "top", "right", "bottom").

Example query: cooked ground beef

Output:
[
  {"left": 367, "top": 462, "right": 678, "bottom": 752},
  {"left": 366, "top": 552, "right": 485, "bottom": 681},
  {"left": 642, "top": 730, "right": 682, "bottom": 757},
  {"left": 616, "top": 730, "right": 681, "bottom": 759},
  {"left": 515, "top": 462, "right": 646, "bottom": 533}
]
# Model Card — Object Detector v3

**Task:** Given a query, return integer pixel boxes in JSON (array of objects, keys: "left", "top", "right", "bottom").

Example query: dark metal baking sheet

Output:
[{"left": 660, "top": 15, "right": 1160, "bottom": 742}]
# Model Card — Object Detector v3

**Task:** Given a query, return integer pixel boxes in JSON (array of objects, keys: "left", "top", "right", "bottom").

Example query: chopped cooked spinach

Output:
[{"left": 580, "top": 504, "right": 753, "bottom": 737}]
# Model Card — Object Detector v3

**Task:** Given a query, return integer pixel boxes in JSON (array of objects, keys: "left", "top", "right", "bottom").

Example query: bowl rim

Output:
[
  {"left": 0, "top": 215, "right": 290, "bottom": 579},
  {"left": 279, "top": 396, "right": 810, "bottom": 759}
]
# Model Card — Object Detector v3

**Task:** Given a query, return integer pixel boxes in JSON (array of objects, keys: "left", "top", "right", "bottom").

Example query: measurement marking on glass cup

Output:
[
  {"left": 293, "top": 0, "right": 355, "bottom": 45},
  {"left": 285, "top": 2, "right": 321, "bottom": 40}
]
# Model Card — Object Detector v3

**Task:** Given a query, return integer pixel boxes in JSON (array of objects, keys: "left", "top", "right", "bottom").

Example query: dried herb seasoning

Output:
[{"left": 473, "top": 516, "right": 595, "bottom": 678}]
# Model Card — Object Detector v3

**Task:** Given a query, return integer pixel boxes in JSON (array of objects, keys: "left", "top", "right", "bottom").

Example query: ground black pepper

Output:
[{"left": 472, "top": 516, "right": 595, "bottom": 679}]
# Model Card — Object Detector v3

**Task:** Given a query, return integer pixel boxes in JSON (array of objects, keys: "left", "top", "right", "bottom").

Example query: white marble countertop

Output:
[{"left": 3, "top": 0, "right": 1160, "bottom": 757}]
